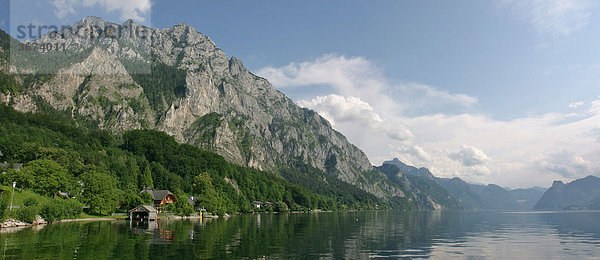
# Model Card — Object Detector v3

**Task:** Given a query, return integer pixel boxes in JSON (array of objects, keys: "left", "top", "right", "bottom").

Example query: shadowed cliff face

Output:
[
  {"left": 1, "top": 17, "right": 404, "bottom": 198},
  {"left": 534, "top": 176, "right": 600, "bottom": 210}
]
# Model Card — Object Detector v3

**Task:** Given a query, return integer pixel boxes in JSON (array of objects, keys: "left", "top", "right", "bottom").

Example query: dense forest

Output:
[{"left": 0, "top": 104, "right": 405, "bottom": 222}]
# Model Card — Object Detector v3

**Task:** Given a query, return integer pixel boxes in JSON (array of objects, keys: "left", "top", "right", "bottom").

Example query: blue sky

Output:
[{"left": 3, "top": 0, "right": 600, "bottom": 188}]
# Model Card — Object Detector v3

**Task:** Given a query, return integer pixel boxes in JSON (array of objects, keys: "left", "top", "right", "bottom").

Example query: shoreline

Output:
[{"left": 0, "top": 210, "right": 355, "bottom": 230}]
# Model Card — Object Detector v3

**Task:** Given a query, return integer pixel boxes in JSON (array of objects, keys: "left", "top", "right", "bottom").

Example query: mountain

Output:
[
  {"left": 383, "top": 158, "right": 436, "bottom": 180},
  {"left": 534, "top": 176, "right": 600, "bottom": 211},
  {"left": 0, "top": 17, "right": 405, "bottom": 203},
  {"left": 384, "top": 158, "right": 545, "bottom": 210},
  {"left": 376, "top": 164, "right": 462, "bottom": 210},
  {"left": 468, "top": 183, "right": 544, "bottom": 211},
  {"left": 435, "top": 177, "right": 484, "bottom": 210}
]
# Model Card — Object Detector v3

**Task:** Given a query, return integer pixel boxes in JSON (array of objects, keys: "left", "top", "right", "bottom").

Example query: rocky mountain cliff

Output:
[
  {"left": 534, "top": 176, "right": 600, "bottom": 210},
  {"left": 0, "top": 17, "right": 402, "bottom": 198},
  {"left": 383, "top": 158, "right": 436, "bottom": 180},
  {"left": 376, "top": 163, "right": 462, "bottom": 210}
]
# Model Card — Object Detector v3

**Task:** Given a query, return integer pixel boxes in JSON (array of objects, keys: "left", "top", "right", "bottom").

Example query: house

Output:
[
  {"left": 252, "top": 201, "right": 273, "bottom": 209},
  {"left": 129, "top": 205, "right": 158, "bottom": 221},
  {"left": 187, "top": 196, "right": 202, "bottom": 211},
  {"left": 57, "top": 191, "right": 70, "bottom": 199},
  {"left": 141, "top": 187, "right": 177, "bottom": 211},
  {"left": 1, "top": 162, "right": 23, "bottom": 171}
]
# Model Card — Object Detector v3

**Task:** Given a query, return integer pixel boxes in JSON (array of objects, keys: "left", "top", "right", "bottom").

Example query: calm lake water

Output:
[{"left": 1, "top": 211, "right": 599, "bottom": 259}]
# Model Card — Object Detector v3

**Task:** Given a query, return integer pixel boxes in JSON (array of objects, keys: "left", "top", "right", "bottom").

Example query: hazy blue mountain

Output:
[
  {"left": 383, "top": 158, "right": 545, "bottom": 210},
  {"left": 534, "top": 176, "right": 600, "bottom": 211},
  {"left": 469, "top": 183, "right": 544, "bottom": 211},
  {"left": 436, "top": 177, "right": 485, "bottom": 210}
]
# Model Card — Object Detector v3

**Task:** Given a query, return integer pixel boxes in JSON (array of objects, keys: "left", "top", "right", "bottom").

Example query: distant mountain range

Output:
[
  {"left": 534, "top": 176, "right": 600, "bottom": 211},
  {"left": 383, "top": 159, "right": 546, "bottom": 210}
]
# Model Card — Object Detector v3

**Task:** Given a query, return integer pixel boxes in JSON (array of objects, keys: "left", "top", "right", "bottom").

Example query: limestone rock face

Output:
[{"left": 3, "top": 17, "right": 403, "bottom": 198}]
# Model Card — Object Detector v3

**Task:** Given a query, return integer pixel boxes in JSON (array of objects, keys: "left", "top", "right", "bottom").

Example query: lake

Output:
[{"left": 1, "top": 211, "right": 599, "bottom": 259}]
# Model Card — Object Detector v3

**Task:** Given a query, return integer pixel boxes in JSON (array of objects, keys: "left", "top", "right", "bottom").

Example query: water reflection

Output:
[{"left": 0, "top": 211, "right": 598, "bottom": 259}]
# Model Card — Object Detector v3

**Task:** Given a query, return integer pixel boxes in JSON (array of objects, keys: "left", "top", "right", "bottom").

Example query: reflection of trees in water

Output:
[
  {"left": 1, "top": 211, "right": 599, "bottom": 258},
  {"left": 184, "top": 211, "right": 460, "bottom": 258},
  {"left": 0, "top": 221, "right": 153, "bottom": 259}
]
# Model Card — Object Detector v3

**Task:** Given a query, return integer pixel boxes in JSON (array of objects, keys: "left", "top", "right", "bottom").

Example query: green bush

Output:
[
  {"left": 0, "top": 189, "right": 11, "bottom": 221},
  {"left": 174, "top": 196, "right": 194, "bottom": 216},
  {"left": 119, "top": 191, "right": 145, "bottom": 212},
  {"left": 215, "top": 208, "right": 227, "bottom": 216},
  {"left": 16, "top": 206, "right": 39, "bottom": 223},
  {"left": 40, "top": 199, "right": 82, "bottom": 222},
  {"left": 24, "top": 196, "right": 39, "bottom": 207},
  {"left": 274, "top": 201, "right": 289, "bottom": 212}
]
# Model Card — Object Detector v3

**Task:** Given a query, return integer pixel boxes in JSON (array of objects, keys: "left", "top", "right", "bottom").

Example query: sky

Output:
[{"left": 2, "top": 0, "right": 600, "bottom": 188}]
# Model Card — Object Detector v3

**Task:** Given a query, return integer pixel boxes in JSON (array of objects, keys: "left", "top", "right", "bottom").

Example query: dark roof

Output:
[
  {"left": 1, "top": 163, "right": 23, "bottom": 170},
  {"left": 142, "top": 188, "right": 175, "bottom": 201},
  {"left": 129, "top": 205, "right": 158, "bottom": 213},
  {"left": 253, "top": 201, "right": 273, "bottom": 205},
  {"left": 188, "top": 196, "right": 201, "bottom": 206}
]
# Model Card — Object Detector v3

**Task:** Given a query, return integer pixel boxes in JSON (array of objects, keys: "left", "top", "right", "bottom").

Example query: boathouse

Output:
[{"left": 129, "top": 205, "right": 158, "bottom": 221}]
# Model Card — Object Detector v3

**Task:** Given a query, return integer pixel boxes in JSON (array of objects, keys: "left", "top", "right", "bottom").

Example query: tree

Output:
[
  {"left": 192, "top": 173, "right": 221, "bottom": 213},
  {"left": 18, "top": 159, "right": 73, "bottom": 197},
  {"left": 173, "top": 193, "right": 194, "bottom": 216},
  {"left": 138, "top": 159, "right": 153, "bottom": 189},
  {"left": 80, "top": 170, "right": 119, "bottom": 215}
]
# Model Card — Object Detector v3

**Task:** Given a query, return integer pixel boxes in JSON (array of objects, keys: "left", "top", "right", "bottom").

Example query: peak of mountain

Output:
[
  {"left": 383, "top": 158, "right": 435, "bottom": 180},
  {"left": 0, "top": 19, "right": 408, "bottom": 204},
  {"left": 375, "top": 163, "right": 462, "bottom": 210},
  {"left": 551, "top": 180, "right": 565, "bottom": 188},
  {"left": 535, "top": 175, "right": 600, "bottom": 210}
]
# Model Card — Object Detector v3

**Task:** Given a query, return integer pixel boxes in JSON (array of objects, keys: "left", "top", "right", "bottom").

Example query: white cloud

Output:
[
  {"left": 592, "top": 126, "right": 600, "bottom": 142},
  {"left": 538, "top": 151, "right": 592, "bottom": 178},
  {"left": 257, "top": 54, "right": 477, "bottom": 116},
  {"left": 395, "top": 83, "right": 478, "bottom": 108},
  {"left": 391, "top": 145, "right": 432, "bottom": 163},
  {"left": 51, "top": 0, "right": 77, "bottom": 19},
  {"left": 450, "top": 145, "right": 492, "bottom": 167},
  {"left": 259, "top": 54, "right": 600, "bottom": 188},
  {"left": 51, "top": 0, "right": 152, "bottom": 22},
  {"left": 569, "top": 101, "right": 585, "bottom": 108},
  {"left": 502, "top": 0, "right": 592, "bottom": 35},
  {"left": 257, "top": 54, "right": 376, "bottom": 90},
  {"left": 298, "top": 94, "right": 413, "bottom": 141},
  {"left": 590, "top": 99, "right": 600, "bottom": 114}
]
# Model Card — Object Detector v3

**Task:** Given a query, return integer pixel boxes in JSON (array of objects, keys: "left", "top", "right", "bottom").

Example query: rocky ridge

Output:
[{"left": 1, "top": 17, "right": 402, "bottom": 198}]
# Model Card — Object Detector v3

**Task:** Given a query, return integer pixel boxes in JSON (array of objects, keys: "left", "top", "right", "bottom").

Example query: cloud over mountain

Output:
[
  {"left": 450, "top": 145, "right": 492, "bottom": 167},
  {"left": 298, "top": 94, "right": 413, "bottom": 142},
  {"left": 51, "top": 0, "right": 152, "bottom": 22},
  {"left": 260, "top": 54, "right": 600, "bottom": 188}
]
